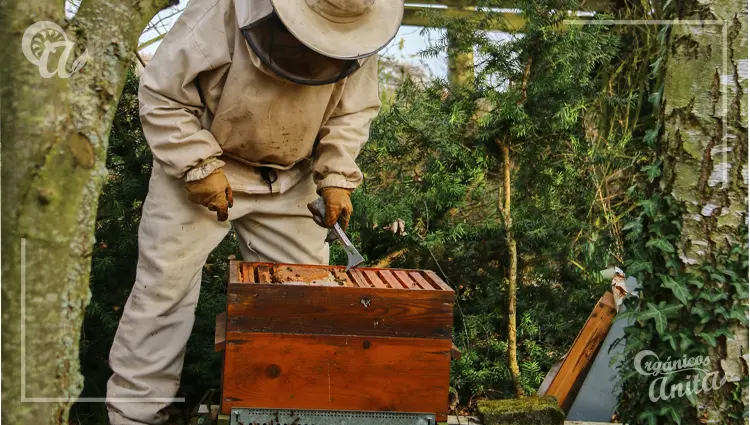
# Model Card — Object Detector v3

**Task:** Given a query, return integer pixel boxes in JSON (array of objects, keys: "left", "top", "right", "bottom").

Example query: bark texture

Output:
[
  {"left": 661, "top": 0, "right": 748, "bottom": 422},
  {"left": 0, "top": 0, "right": 171, "bottom": 422}
]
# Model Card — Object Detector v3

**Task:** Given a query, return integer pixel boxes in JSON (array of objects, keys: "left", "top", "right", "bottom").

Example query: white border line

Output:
[
  {"left": 20, "top": 238, "right": 185, "bottom": 403},
  {"left": 19, "top": 18, "right": 733, "bottom": 406}
]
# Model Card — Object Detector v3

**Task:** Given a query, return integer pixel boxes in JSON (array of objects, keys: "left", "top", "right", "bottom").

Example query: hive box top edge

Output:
[{"left": 229, "top": 260, "right": 454, "bottom": 292}]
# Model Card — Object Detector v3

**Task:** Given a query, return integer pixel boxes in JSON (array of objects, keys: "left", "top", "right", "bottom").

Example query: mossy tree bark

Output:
[
  {"left": 0, "top": 0, "right": 174, "bottom": 422},
  {"left": 661, "top": 0, "right": 748, "bottom": 422}
]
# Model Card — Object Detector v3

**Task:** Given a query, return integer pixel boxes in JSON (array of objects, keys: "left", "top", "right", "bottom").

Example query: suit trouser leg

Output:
[{"left": 106, "top": 164, "right": 233, "bottom": 425}]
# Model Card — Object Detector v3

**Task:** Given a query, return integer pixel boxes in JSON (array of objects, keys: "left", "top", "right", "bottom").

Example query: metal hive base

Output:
[{"left": 229, "top": 408, "right": 436, "bottom": 425}]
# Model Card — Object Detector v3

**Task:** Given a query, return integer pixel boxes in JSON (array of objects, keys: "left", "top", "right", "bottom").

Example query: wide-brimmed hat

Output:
[{"left": 270, "top": 0, "right": 404, "bottom": 60}]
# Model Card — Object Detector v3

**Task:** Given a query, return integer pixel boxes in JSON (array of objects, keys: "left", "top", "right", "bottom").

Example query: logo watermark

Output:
[
  {"left": 22, "top": 21, "right": 87, "bottom": 78},
  {"left": 635, "top": 350, "right": 727, "bottom": 402}
]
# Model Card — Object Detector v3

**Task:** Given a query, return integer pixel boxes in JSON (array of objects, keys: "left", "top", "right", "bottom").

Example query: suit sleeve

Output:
[
  {"left": 138, "top": 3, "right": 230, "bottom": 179},
  {"left": 313, "top": 57, "right": 381, "bottom": 192}
]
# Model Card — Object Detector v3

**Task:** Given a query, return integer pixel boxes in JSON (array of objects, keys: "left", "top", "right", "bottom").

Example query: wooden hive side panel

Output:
[
  {"left": 227, "top": 284, "right": 453, "bottom": 339},
  {"left": 222, "top": 332, "right": 451, "bottom": 421},
  {"left": 224, "top": 262, "right": 455, "bottom": 422}
]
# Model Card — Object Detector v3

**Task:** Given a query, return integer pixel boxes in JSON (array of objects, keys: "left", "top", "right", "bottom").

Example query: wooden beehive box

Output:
[{"left": 217, "top": 261, "right": 454, "bottom": 421}]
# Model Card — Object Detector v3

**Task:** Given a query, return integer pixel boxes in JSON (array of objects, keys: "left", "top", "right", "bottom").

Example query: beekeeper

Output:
[{"left": 106, "top": 0, "right": 403, "bottom": 423}]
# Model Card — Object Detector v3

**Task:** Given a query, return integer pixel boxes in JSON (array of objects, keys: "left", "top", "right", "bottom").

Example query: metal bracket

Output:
[{"left": 229, "top": 408, "right": 436, "bottom": 425}]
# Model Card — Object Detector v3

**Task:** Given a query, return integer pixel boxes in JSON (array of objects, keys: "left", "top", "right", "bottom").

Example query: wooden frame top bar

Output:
[{"left": 229, "top": 261, "right": 454, "bottom": 292}]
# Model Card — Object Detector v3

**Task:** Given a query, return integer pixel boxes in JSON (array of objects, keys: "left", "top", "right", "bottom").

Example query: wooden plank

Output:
[
  {"left": 349, "top": 269, "right": 371, "bottom": 288},
  {"left": 394, "top": 270, "right": 419, "bottom": 289},
  {"left": 222, "top": 333, "right": 451, "bottom": 421},
  {"left": 227, "top": 284, "right": 453, "bottom": 339},
  {"left": 545, "top": 291, "right": 617, "bottom": 413},
  {"left": 410, "top": 271, "right": 434, "bottom": 290},
  {"left": 364, "top": 270, "right": 388, "bottom": 288},
  {"left": 424, "top": 270, "right": 454, "bottom": 292},
  {"left": 378, "top": 270, "right": 402, "bottom": 289},
  {"left": 256, "top": 264, "right": 272, "bottom": 283},
  {"left": 239, "top": 262, "right": 255, "bottom": 283},
  {"left": 228, "top": 261, "right": 241, "bottom": 284},
  {"left": 339, "top": 271, "right": 355, "bottom": 287},
  {"left": 215, "top": 312, "right": 226, "bottom": 352}
]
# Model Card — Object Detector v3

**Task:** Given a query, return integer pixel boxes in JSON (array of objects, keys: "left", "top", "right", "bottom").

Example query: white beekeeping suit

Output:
[{"left": 106, "top": 0, "right": 403, "bottom": 423}]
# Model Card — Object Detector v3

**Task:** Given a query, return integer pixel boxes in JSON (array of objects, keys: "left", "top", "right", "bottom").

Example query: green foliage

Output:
[
  {"left": 71, "top": 1, "right": 746, "bottom": 422},
  {"left": 348, "top": 0, "right": 624, "bottom": 406},
  {"left": 592, "top": 3, "right": 750, "bottom": 424}
]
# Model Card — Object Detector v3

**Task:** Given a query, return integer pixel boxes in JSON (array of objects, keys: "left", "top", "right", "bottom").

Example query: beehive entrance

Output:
[{"left": 228, "top": 408, "right": 436, "bottom": 425}]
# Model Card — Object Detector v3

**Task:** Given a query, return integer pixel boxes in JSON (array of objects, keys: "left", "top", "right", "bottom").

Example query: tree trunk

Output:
[
  {"left": 0, "top": 0, "right": 171, "bottom": 422},
  {"left": 662, "top": 0, "right": 748, "bottom": 422},
  {"left": 498, "top": 142, "right": 524, "bottom": 398},
  {"left": 447, "top": 11, "right": 474, "bottom": 88}
]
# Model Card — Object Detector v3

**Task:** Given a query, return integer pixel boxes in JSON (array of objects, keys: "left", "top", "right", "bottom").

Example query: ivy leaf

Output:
[
  {"left": 643, "top": 126, "right": 660, "bottom": 147},
  {"left": 641, "top": 160, "right": 662, "bottom": 183},
  {"left": 638, "top": 302, "right": 682, "bottom": 334},
  {"left": 661, "top": 275, "right": 691, "bottom": 305},
  {"left": 698, "top": 291, "right": 729, "bottom": 303},
  {"left": 691, "top": 305, "right": 712, "bottom": 324},
  {"left": 662, "top": 333, "right": 678, "bottom": 351},
  {"left": 659, "top": 406, "right": 681, "bottom": 425},
  {"left": 712, "top": 327, "right": 735, "bottom": 339},
  {"left": 679, "top": 335, "right": 694, "bottom": 352},
  {"left": 685, "top": 390, "right": 698, "bottom": 406},
  {"left": 622, "top": 219, "right": 642, "bottom": 234},
  {"left": 627, "top": 260, "right": 653, "bottom": 275},
  {"left": 713, "top": 306, "right": 730, "bottom": 320},
  {"left": 709, "top": 273, "right": 726, "bottom": 283},
  {"left": 646, "top": 238, "right": 675, "bottom": 253},
  {"left": 638, "top": 410, "right": 658, "bottom": 425},
  {"left": 718, "top": 267, "right": 737, "bottom": 280},
  {"left": 687, "top": 278, "right": 705, "bottom": 289},
  {"left": 650, "top": 56, "right": 663, "bottom": 77},
  {"left": 638, "top": 198, "right": 658, "bottom": 217},
  {"left": 729, "top": 305, "right": 749, "bottom": 324},
  {"left": 649, "top": 86, "right": 663, "bottom": 109},
  {"left": 730, "top": 280, "right": 749, "bottom": 299},
  {"left": 614, "top": 310, "right": 636, "bottom": 323},
  {"left": 657, "top": 26, "right": 669, "bottom": 43},
  {"left": 698, "top": 332, "right": 717, "bottom": 347}
]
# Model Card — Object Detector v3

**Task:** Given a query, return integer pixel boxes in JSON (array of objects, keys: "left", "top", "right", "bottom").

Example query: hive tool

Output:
[{"left": 307, "top": 197, "right": 365, "bottom": 271}]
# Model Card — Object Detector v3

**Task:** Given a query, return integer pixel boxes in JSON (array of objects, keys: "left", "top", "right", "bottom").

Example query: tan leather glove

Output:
[
  {"left": 320, "top": 187, "right": 353, "bottom": 230},
  {"left": 185, "top": 169, "right": 233, "bottom": 222}
]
